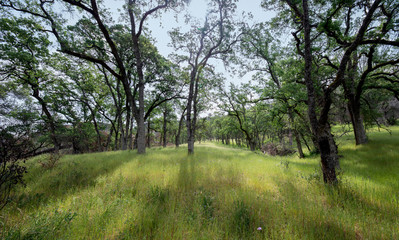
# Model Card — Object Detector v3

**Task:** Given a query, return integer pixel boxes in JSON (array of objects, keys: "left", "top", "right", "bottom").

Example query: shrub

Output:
[
  {"left": 38, "top": 152, "right": 63, "bottom": 169},
  {"left": 0, "top": 127, "right": 30, "bottom": 210},
  {"left": 261, "top": 143, "right": 295, "bottom": 156}
]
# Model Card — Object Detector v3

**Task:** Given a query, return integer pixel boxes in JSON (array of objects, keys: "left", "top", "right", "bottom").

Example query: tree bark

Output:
[
  {"left": 347, "top": 95, "right": 368, "bottom": 145},
  {"left": 122, "top": 103, "right": 130, "bottom": 150},
  {"left": 129, "top": 116, "right": 134, "bottom": 149},
  {"left": 147, "top": 118, "right": 151, "bottom": 148},
  {"left": 351, "top": 108, "right": 368, "bottom": 145},
  {"left": 186, "top": 69, "right": 197, "bottom": 154},
  {"left": 128, "top": 0, "right": 151, "bottom": 154},
  {"left": 299, "top": 131, "right": 311, "bottom": 152},
  {"left": 90, "top": 108, "right": 103, "bottom": 152},
  {"left": 344, "top": 56, "right": 368, "bottom": 145},
  {"left": 318, "top": 131, "right": 338, "bottom": 183},
  {"left": 302, "top": 0, "right": 338, "bottom": 183},
  {"left": 288, "top": 109, "right": 303, "bottom": 158},
  {"left": 175, "top": 107, "right": 186, "bottom": 147},
  {"left": 294, "top": 130, "right": 305, "bottom": 158},
  {"left": 136, "top": 82, "right": 146, "bottom": 154},
  {"left": 249, "top": 140, "right": 256, "bottom": 151},
  {"left": 162, "top": 108, "right": 168, "bottom": 148},
  {"left": 105, "top": 127, "right": 113, "bottom": 151}
]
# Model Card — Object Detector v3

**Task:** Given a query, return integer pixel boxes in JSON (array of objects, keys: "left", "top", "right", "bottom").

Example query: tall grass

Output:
[{"left": 1, "top": 127, "right": 398, "bottom": 239}]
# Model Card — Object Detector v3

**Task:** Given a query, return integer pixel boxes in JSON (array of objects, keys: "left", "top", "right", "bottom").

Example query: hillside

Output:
[{"left": 1, "top": 128, "right": 399, "bottom": 239}]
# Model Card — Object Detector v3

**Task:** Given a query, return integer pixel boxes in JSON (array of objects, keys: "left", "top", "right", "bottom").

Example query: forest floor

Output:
[{"left": 1, "top": 126, "right": 399, "bottom": 239}]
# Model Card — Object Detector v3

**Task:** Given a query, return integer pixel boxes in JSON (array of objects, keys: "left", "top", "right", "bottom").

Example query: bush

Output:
[
  {"left": 0, "top": 127, "right": 30, "bottom": 210},
  {"left": 261, "top": 143, "right": 295, "bottom": 156},
  {"left": 38, "top": 153, "right": 63, "bottom": 169}
]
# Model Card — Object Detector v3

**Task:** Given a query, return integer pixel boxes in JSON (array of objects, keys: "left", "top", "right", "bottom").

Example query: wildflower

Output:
[{"left": 257, "top": 227, "right": 262, "bottom": 231}]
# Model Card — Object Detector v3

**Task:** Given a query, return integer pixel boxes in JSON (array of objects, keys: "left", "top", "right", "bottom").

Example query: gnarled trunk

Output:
[
  {"left": 348, "top": 98, "right": 368, "bottom": 145},
  {"left": 344, "top": 53, "right": 368, "bottom": 145},
  {"left": 302, "top": 0, "right": 338, "bottom": 183},
  {"left": 318, "top": 132, "right": 338, "bottom": 183}
]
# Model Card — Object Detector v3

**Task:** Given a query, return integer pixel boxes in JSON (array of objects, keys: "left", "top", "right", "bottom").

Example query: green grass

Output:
[{"left": 1, "top": 127, "right": 399, "bottom": 239}]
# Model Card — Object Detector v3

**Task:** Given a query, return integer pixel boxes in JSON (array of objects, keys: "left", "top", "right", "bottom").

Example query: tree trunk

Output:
[
  {"left": 115, "top": 114, "right": 122, "bottom": 150},
  {"left": 187, "top": 68, "right": 200, "bottom": 154},
  {"left": 114, "top": 128, "right": 119, "bottom": 150},
  {"left": 294, "top": 130, "right": 305, "bottom": 158},
  {"left": 105, "top": 127, "right": 114, "bottom": 151},
  {"left": 347, "top": 93, "right": 368, "bottom": 145},
  {"left": 86, "top": 103, "right": 103, "bottom": 152},
  {"left": 299, "top": 131, "right": 311, "bottom": 152},
  {"left": 288, "top": 109, "right": 303, "bottom": 158},
  {"left": 249, "top": 140, "right": 256, "bottom": 151},
  {"left": 128, "top": 6, "right": 146, "bottom": 154},
  {"left": 91, "top": 113, "right": 103, "bottom": 152},
  {"left": 176, "top": 108, "right": 186, "bottom": 147},
  {"left": 129, "top": 115, "right": 134, "bottom": 149},
  {"left": 326, "top": 123, "right": 340, "bottom": 169},
  {"left": 344, "top": 53, "right": 368, "bottom": 145},
  {"left": 147, "top": 118, "right": 151, "bottom": 148},
  {"left": 163, "top": 108, "right": 168, "bottom": 148},
  {"left": 302, "top": 0, "right": 337, "bottom": 184},
  {"left": 136, "top": 81, "right": 146, "bottom": 154},
  {"left": 122, "top": 103, "right": 130, "bottom": 150},
  {"left": 119, "top": 123, "right": 124, "bottom": 150},
  {"left": 134, "top": 132, "right": 138, "bottom": 149},
  {"left": 186, "top": 70, "right": 196, "bottom": 154},
  {"left": 352, "top": 110, "right": 368, "bottom": 145},
  {"left": 318, "top": 130, "right": 338, "bottom": 183}
]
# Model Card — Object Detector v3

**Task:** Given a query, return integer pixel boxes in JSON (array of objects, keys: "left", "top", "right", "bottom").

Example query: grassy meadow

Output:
[{"left": 1, "top": 127, "right": 399, "bottom": 239}]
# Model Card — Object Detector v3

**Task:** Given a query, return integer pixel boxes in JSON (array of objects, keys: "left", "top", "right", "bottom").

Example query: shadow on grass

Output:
[
  {"left": 117, "top": 157, "right": 199, "bottom": 239},
  {"left": 12, "top": 151, "right": 137, "bottom": 210},
  {"left": 270, "top": 170, "right": 397, "bottom": 239},
  {"left": 118, "top": 151, "right": 249, "bottom": 239},
  {"left": 117, "top": 185, "right": 173, "bottom": 240},
  {"left": 339, "top": 137, "right": 399, "bottom": 189},
  {"left": 266, "top": 177, "right": 356, "bottom": 240},
  {"left": 177, "top": 156, "right": 197, "bottom": 192}
]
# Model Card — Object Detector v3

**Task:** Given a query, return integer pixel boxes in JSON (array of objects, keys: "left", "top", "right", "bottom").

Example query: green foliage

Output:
[{"left": 0, "top": 127, "right": 29, "bottom": 210}]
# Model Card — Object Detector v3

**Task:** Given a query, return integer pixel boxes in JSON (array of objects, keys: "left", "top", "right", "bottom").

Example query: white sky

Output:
[{"left": 104, "top": 0, "right": 274, "bottom": 85}]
